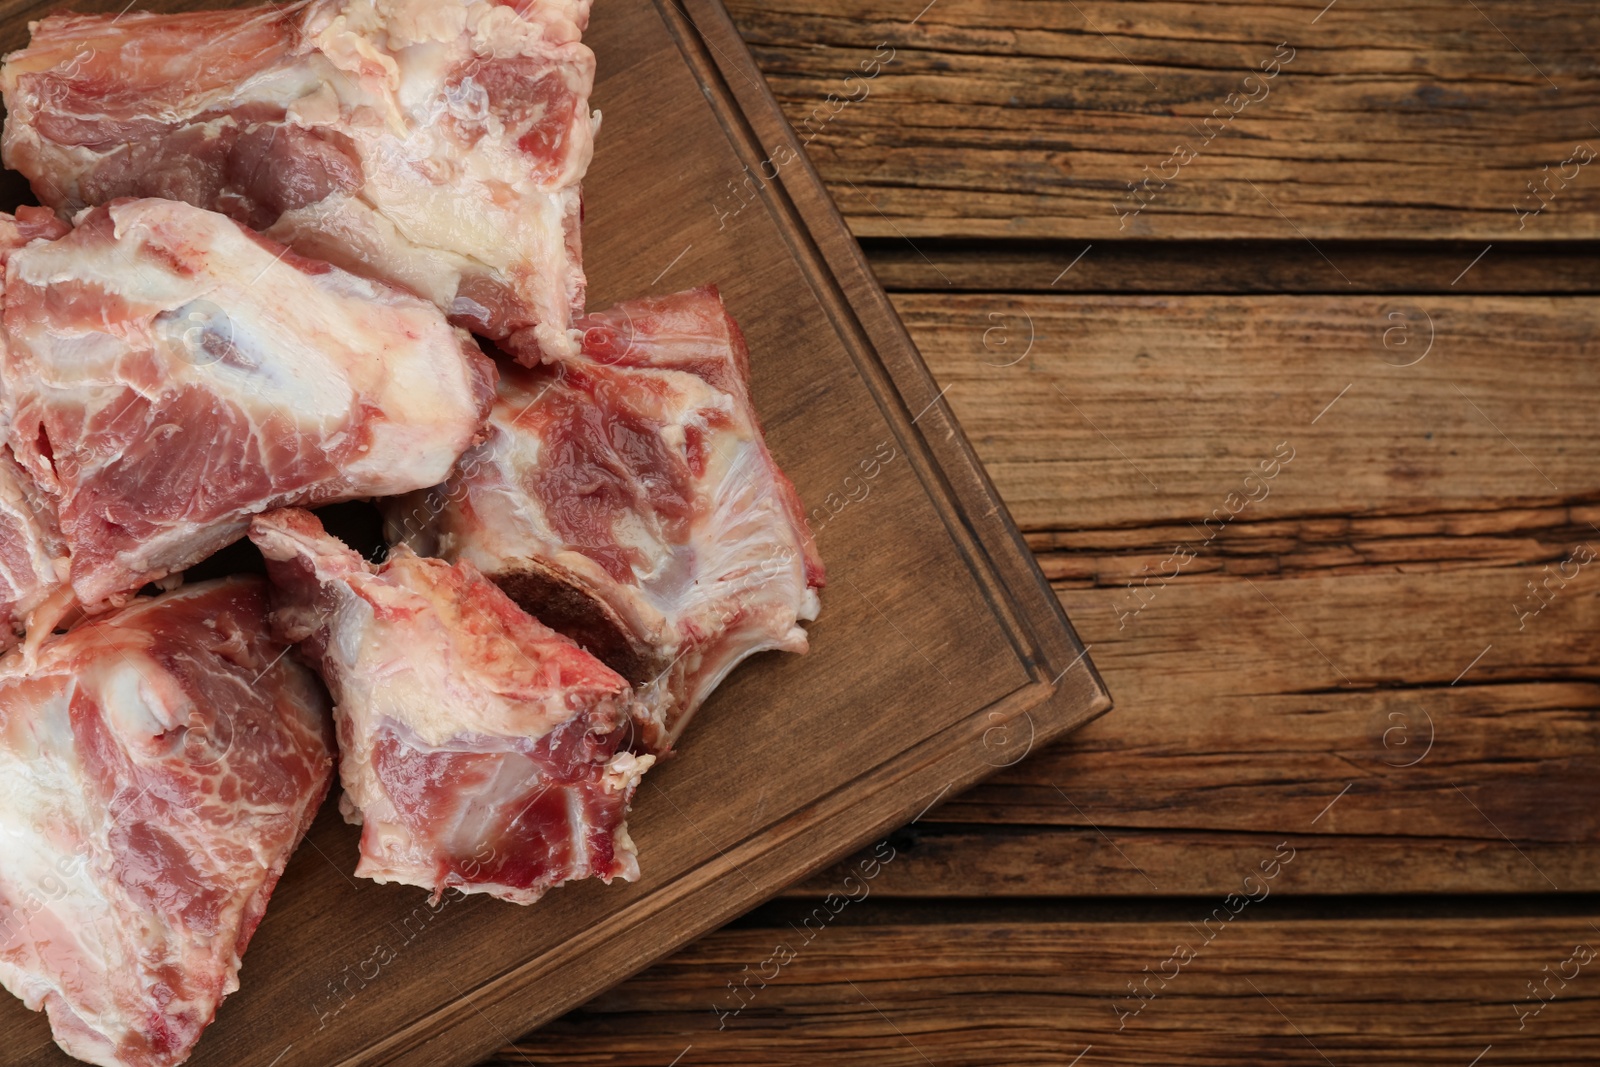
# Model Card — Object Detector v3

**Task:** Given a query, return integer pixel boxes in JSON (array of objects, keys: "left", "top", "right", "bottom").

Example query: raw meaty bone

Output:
[
  {"left": 0, "top": 197, "right": 496, "bottom": 615},
  {"left": 387, "top": 287, "right": 824, "bottom": 750},
  {"left": 0, "top": 208, "right": 72, "bottom": 648},
  {"left": 0, "top": 577, "right": 335, "bottom": 1067},
  {"left": 1, "top": 0, "right": 597, "bottom": 363},
  {"left": 249, "top": 507, "right": 656, "bottom": 905},
  {"left": 0, "top": 444, "right": 70, "bottom": 648}
]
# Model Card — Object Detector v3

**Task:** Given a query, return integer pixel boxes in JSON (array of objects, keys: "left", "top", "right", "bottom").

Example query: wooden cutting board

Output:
[{"left": 0, "top": 1, "right": 1112, "bottom": 1064}]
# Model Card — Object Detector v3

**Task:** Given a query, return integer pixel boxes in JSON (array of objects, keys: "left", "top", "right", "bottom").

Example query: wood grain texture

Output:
[
  {"left": 0, "top": 1, "right": 1108, "bottom": 1065},
  {"left": 902, "top": 292, "right": 1599, "bottom": 872},
  {"left": 1028, "top": 504, "right": 1600, "bottom": 586},
  {"left": 969, "top": 571, "right": 1599, "bottom": 843},
  {"left": 489, "top": 918, "right": 1600, "bottom": 1065},
  {"left": 861, "top": 240, "right": 1600, "bottom": 295},
  {"left": 727, "top": 0, "right": 1600, "bottom": 240},
  {"left": 899, "top": 293, "right": 1600, "bottom": 532},
  {"left": 786, "top": 826, "right": 1600, "bottom": 897}
]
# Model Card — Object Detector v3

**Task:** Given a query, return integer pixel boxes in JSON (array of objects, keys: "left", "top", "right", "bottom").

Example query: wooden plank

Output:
[
  {"left": 0, "top": 1, "right": 1110, "bottom": 1066},
  {"left": 726, "top": 0, "right": 1600, "bottom": 240},
  {"left": 784, "top": 827, "right": 1600, "bottom": 897},
  {"left": 489, "top": 917, "right": 1600, "bottom": 1064},
  {"left": 790, "top": 555, "right": 1600, "bottom": 893},
  {"left": 1027, "top": 504, "right": 1600, "bottom": 587},
  {"left": 861, "top": 240, "right": 1600, "bottom": 295},
  {"left": 948, "top": 571, "right": 1600, "bottom": 847},
  {"left": 829, "top": 292, "right": 1600, "bottom": 888},
  {"left": 896, "top": 293, "right": 1600, "bottom": 532}
]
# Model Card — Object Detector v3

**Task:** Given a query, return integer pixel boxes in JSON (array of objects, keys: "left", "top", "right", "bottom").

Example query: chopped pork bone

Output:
[
  {"left": 0, "top": 578, "right": 335, "bottom": 1067},
  {"left": 1, "top": 0, "right": 596, "bottom": 362},
  {"left": 249, "top": 507, "right": 655, "bottom": 905},
  {"left": 0, "top": 197, "right": 495, "bottom": 614},
  {"left": 386, "top": 287, "right": 824, "bottom": 748},
  {"left": 0, "top": 444, "right": 68, "bottom": 648},
  {"left": 0, "top": 208, "right": 72, "bottom": 645}
]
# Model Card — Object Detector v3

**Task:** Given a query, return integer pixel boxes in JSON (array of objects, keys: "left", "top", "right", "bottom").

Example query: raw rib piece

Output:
[
  {"left": 387, "top": 287, "right": 824, "bottom": 748},
  {"left": 0, "top": 444, "right": 69, "bottom": 647},
  {"left": 0, "top": 208, "right": 75, "bottom": 646},
  {"left": 0, "top": 202, "right": 69, "bottom": 254},
  {"left": 250, "top": 507, "right": 655, "bottom": 904},
  {"left": 0, "top": 197, "right": 495, "bottom": 614},
  {"left": 2, "top": 0, "right": 596, "bottom": 362},
  {"left": 0, "top": 577, "right": 335, "bottom": 1067}
]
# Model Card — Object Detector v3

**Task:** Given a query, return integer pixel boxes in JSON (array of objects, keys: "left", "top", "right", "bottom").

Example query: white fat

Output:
[
  {"left": 376, "top": 0, "right": 469, "bottom": 49},
  {"left": 8, "top": 200, "right": 484, "bottom": 515},
  {"left": 603, "top": 751, "right": 653, "bottom": 794},
  {"left": 268, "top": 194, "right": 466, "bottom": 311},
  {"left": 0, "top": 688, "right": 127, "bottom": 1024},
  {"left": 284, "top": 81, "right": 344, "bottom": 128},
  {"left": 87, "top": 654, "right": 189, "bottom": 739}
]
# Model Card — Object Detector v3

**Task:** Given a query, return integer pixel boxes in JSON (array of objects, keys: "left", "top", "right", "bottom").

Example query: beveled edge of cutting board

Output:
[{"left": 346, "top": 4, "right": 1114, "bottom": 1063}]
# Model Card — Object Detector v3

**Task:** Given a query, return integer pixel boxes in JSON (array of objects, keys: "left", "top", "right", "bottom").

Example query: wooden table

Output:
[{"left": 484, "top": 2, "right": 1600, "bottom": 1062}]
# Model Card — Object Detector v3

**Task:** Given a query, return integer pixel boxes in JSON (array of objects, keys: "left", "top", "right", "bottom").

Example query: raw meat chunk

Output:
[
  {"left": 0, "top": 444, "right": 69, "bottom": 649},
  {"left": 2, "top": 0, "right": 597, "bottom": 361},
  {"left": 0, "top": 577, "right": 335, "bottom": 1067},
  {"left": 249, "top": 507, "right": 655, "bottom": 904},
  {"left": 0, "top": 203, "right": 69, "bottom": 253},
  {"left": 0, "top": 208, "right": 75, "bottom": 647},
  {"left": 387, "top": 287, "right": 824, "bottom": 747},
  {"left": 0, "top": 197, "right": 495, "bottom": 613}
]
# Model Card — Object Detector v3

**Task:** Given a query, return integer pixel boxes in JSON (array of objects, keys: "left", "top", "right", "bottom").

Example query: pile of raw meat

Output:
[{"left": 0, "top": 3, "right": 823, "bottom": 1065}]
